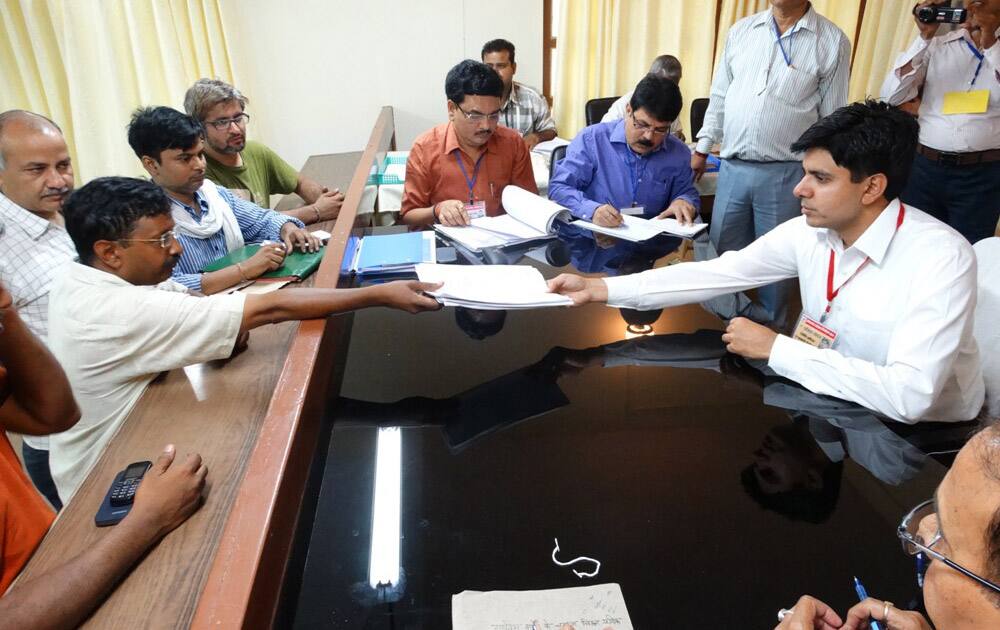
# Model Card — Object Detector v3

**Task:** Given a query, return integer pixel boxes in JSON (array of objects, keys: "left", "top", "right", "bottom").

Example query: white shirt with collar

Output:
[
  {"left": 0, "top": 192, "right": 76, "bottom": 451},
  {"left": 695, "top": 6, "right": 850, "bottom": 161},
  {"left": 881, "top": 29, "right": 1000, "bottom": 153},
  {"left": 974, "top": 237, "right": 1000, "bottom": 417},
  {"left": 604, "top": 199, "right": 983, "bottom": 423},
  {"left": 47, "top": 262, "right": 247, "bottom": 502}
]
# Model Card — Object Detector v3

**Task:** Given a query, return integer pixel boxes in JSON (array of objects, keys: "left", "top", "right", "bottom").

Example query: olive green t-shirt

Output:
[{"left": 204, "top": 140, "right": 299, "bottom": 208}]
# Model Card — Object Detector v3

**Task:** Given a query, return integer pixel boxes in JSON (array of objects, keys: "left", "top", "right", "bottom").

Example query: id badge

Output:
[
  {"left": 791, "top": 313, "right": 838, "bottom": 349},
  {"left": 942, "top": 89, "right": 989, "bottom": 115},
  {"left": 621, "top": 205, "right": 645, "bottom": 216},
  {"left": 465, "top": 200, "right": 486, "bottom": 219}
]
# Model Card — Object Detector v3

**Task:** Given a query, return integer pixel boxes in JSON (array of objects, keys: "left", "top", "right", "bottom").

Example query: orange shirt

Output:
[
  {"left": 1, "top": 430, "right": 55, "bottom": 593},
  {"left": 401, "top": 122, "right": 538, "bottom": 218}
]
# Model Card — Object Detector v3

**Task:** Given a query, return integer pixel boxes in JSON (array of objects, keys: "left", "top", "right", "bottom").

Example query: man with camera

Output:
[{"left": 881, "top": 0, "right": 1000, "bottom": 244}]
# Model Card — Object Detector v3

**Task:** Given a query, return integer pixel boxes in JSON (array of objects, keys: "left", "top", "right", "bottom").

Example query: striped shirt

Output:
[
  {"left": 499, "top": 82, "right": 557, "bottom": 137},
  {"left": 170, "top": 185, "right": 302, "bottom": 291},
  {"left": 695, "top": 6, "right": 850, "bottom": 162}
]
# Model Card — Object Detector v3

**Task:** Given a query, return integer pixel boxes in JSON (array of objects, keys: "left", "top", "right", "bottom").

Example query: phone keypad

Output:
[{"left": 109, "top": 476, "right": 141, "bottom": 507}]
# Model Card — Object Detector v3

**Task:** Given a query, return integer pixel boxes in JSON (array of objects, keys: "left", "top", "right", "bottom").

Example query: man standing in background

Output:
[
  {"left": 602, "top": 54, "right": 686, "bottom": 141},
  {"left": 482, "top": 39, "right": 558, "bottom": 150}
]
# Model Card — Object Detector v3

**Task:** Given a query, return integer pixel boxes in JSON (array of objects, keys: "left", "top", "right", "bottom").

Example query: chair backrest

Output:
[
  {"left": 549, "top": 144, "right": 568, "bottom": 182},
  {"left": 690, "top": 98, "right": 710, "bottom": 138},
  {"left": 585, "top": 97, "right": 620, "bottom": 126}
]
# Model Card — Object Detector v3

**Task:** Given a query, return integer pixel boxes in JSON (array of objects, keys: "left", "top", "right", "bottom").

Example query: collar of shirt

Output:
[
  {"left": 169, "top": 189, "right": 211, "bottom": 221},
  {"left": 816, "top": 198, "right": 904, "bottom": 265},
  {"left": 753, "top": 4, "right": 817, "bottom": 34},
  {"left": 501, "top": 82, "right": 533, "bottom": 112},
  {"left": 609, "top": 119, "right": 666, "bottom": 157},
  {"left": 443, "top": 121, "right": 498, "bottom": 158},
  {"left": 0, "top": 192, "right": 59, "bottom": 240},
  {"left": 66, "top": 260, "right": 132, "bottom": 288}
]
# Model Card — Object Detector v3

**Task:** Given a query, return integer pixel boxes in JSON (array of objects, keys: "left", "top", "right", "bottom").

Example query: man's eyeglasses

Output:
[
  {"left": 898, "top": 499, "right": 1000, "bottom": 594},
  {"left": 630, "top": 112, "right": 670, "bottom": 136},
  {"left": 454, "top": 104, "right": 501, "bottom": 123},
  {"left": 206, "top": 113, "right": 250, "bottom": 131},
  {"left": 119, "top": 229, "right": 177, "bottom": 249}
]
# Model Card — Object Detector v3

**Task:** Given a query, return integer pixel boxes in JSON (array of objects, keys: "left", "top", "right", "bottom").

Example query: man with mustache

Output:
[
  {"left": 549, "top": 73, "right": 699, "bottom": 230},
  {"left": 400, "top": 60, "right": 538, "bottom": 227},
  {"left": 601, "top": 54, "right": 686, "bottom": 142},
  {"left": 0, "top": 110, "right": 75, "bottom": 509},
  {"left": 184, "top": 79, "right": 343, "bottom": 225},
  {"left": 46, "top": 176, "right": 441, "bottom": 502},
  {"left": 127, "top": 106, "right": 321, "bottom": 295}
]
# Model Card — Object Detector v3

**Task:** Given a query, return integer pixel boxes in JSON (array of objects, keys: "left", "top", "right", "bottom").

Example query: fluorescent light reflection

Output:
[{"left": 368, "top": 427, "right": 402, "bottom": 591}]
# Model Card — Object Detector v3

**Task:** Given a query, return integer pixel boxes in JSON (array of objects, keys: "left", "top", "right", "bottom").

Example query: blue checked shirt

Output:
[{"left": 170, "top": 186, "right": 302, "bottom": 291}]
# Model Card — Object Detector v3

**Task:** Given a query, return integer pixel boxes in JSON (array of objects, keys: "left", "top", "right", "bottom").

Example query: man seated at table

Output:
[
  {"left": 46, "top": 176, "right": 441, "bottom": 502},
  {"left": 549, "top": 74, "right": 699, "bottom": 229},
  {"left": 601, "top": 54, "right": 686, "bottom": 141},
  {"left": 481, "top": 38, "right": 558, "bottom": 150},
  {"left": 400, "top": 60, "right": 537, "bottom": 227},
  {"left": 128, "top": 106, "right": 321, "bottom": 295},
  {"left": 776, "top": 420, "right": 1000, "bottom": 629},
  {"left": 184, "top": 78, "right": 344, "bottom": 224},
  {"left": 0, "top": 280, "right": 208, "bottom": 626},
  {"left": 548, "top": 100, "right": 982, "bottom": 424}
]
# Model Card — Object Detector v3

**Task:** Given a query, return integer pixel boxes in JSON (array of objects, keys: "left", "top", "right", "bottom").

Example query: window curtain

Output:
[
  {"left": 0, "top": 0, "right": 236, "bottom": 183},
  {"left": 849, "top": 1, "right": 920, "bottom": 102}
]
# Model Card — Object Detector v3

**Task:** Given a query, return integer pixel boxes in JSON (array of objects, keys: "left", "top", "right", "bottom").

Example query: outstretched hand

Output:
[{"left": 547, "top": 274, "right": 608, "bottom": 306}]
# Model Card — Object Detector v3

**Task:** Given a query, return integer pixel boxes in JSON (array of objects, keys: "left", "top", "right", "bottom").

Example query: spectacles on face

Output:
[
  {"left": 898, "top": 499, "right": 1000, "bottom": 594},
  {"left": 454, "top": 103, "right": 501, "bottom": 123},
  {"left": 630, "top": 112, "right": 670, "bottom": 136},
  {"left": 119, "top": 229, "right": 178, "bottom": 249},
  {"left": 205, "top": 113, "right": 250, "bottom": 131}
]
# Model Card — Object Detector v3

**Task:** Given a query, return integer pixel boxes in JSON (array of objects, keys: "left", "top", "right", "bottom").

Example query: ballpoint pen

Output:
[
  {"left": 853, "top": 576, "right": 884, "bottom": 630},
  {"left": 916, "top": 552, "right": 926, "bottom": 588}
]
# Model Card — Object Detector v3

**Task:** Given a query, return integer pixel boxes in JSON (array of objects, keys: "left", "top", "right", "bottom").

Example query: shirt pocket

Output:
[{"left": 768, "top": 64, "right": 819, "bottom": 106}]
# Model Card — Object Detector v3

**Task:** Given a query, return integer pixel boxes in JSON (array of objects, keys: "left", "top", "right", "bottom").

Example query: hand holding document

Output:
[
  {"left": 452, "top": 583, "right": 633, "bottom": 630},
  {"left": 574, "top": 213, "right": 708, "bottom": 242},
  {"left": 416, "top": 263, "right": 572, "bottom": 310},
  {"left": 434, "top": 186, "right": 571, "bottom": 251}
]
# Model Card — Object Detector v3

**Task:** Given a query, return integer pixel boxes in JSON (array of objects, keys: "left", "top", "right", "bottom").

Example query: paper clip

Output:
[{"left": 551, "top": 537, "right": 601, "bottom": 578}]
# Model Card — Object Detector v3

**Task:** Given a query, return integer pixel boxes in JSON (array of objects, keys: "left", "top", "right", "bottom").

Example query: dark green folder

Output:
[{"left": 201, "top": 243, "right": 326, "bottom": 280}]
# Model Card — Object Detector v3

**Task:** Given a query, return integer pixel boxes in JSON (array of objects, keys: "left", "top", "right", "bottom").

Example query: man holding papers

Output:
[
  {"left": 548, "top": 101, "right": 983, "bottom": 424},
  {"left": 549, "top": 74, "right": 699, "bottom": 229}
]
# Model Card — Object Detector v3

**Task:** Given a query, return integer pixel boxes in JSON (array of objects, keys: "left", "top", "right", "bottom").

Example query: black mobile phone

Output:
[
  {"left": 94, "top": 460, "right": 152, "bottom": 527},
  {"left": 915, "top": 4, "right": 967, "bottom": 24}
]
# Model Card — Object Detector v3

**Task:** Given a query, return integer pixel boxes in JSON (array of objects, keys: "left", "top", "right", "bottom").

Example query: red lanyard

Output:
[{"left": 823, "top": 204, "right": 906, "bottom": 320}]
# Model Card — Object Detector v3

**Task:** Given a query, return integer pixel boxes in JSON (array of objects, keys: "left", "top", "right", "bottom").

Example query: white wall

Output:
[{"left": 221, "top": 1, "right": 543, "bottom": 170}]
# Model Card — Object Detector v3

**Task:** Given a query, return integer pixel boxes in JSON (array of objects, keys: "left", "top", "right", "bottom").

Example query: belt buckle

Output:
[{"left": 938, "top": 151, "right": 961, "bottom": 167}]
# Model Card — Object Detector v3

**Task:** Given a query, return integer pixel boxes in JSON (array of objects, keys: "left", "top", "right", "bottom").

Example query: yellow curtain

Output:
[
  {"left": 553, "top": 0, "right": 719, "bottom": 139},
  {"left": 0, "top": 0, "right": 235, "bottom": 184},
  {"left": 849, "top": 0, "right": 919, "bottom": 102}
]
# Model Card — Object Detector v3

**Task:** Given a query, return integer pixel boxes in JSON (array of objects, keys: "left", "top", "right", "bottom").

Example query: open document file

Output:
[
  {"left": 434, "top": 186, "right": 571, "bottom": 251},
  {"left": 416, "top": 263, "right": 572, "bottom": 310},
  {"left": 574, "top": 213, "right": 708, "bottom": 242}
]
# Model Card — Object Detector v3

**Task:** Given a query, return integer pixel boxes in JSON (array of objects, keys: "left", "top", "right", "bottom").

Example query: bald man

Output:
[{"left": 0, "top": 110, "right": 75, "bottom": 509}]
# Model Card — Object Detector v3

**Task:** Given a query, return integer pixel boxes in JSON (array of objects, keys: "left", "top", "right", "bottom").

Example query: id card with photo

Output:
[
  {"left": 465, "top": 200, "right": 487, "bottom": 219},
  {"left": 791, "top": 313, "right": 838, "bottom": 349}
]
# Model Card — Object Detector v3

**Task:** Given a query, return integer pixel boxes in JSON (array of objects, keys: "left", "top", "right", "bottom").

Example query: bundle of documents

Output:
[
  {"left": 202, "top": 243, "right": 325, "bottom": 280},
  {"left": 452, "top": 583, "right": 633, "bottom": 630},
  {"left": 574, "top": 213, "right": 708, "bottom": 242},
  {"left": 342, "top": 231, "right": 436, "bottom": 277},
  {"left": 434, "top": 186, "right": 571, "bottom": 252},
  {"left": 415, "top": 263, "right": 572, "bottom": 310}
]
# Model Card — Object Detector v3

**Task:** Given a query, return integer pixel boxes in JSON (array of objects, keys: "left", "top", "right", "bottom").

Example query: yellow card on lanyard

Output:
[{"left": 942, "top": 89, "right": 990, "bottom": 115}]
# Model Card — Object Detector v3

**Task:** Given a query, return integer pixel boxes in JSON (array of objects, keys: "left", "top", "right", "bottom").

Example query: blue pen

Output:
[
  {"left": 916, "top": 552, "right": 926, "bottom": 588},
  {"left": 853, "top": 576, "right": 884, "bottom": 630}
]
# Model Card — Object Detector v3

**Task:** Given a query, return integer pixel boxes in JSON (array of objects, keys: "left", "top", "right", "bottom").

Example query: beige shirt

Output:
[{"left": 47, "top": 262, "right": 246, "bottom": 502}]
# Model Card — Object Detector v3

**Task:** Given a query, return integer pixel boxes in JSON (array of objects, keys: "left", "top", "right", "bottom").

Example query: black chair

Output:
[
  {"left": 584, "top": 96, "right": 619, "bottom": 126},
  {"left": 549, "top": 144, "right": 568, "bottom": 182},
  {"left": 690, "top": 98, "right": 710, "bottom": 138}
]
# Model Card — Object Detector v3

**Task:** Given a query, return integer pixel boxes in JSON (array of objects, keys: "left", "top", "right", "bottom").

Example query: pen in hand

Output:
[{"left": 853, "top": 576, "right": 884, "bottom": 630}]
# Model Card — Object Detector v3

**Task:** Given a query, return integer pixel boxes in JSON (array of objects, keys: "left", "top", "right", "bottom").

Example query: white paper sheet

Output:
[
  {"left": 574, "top": 214, "right": 708, "bottom": 242},
  {"left": 416, "top": 263, "right": 572, "bottom": 309},
  {"left": 452, "top": 583, "right": 633, "bottom": 630}
]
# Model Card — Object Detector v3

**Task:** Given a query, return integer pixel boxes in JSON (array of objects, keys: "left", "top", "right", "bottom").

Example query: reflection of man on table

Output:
[{"left": 549, "top": 101, "right": 982, "bottom": 424}]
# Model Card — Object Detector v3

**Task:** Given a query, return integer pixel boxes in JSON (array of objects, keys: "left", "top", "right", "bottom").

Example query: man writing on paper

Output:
[
  {"left": 184, "top": 78, "right": 344, "bottom": 225},
  {"left": 881, "top": 0, "right": 1000, "bottom": 244},
  {"left": 128, "top": 106, "right": 321, "bottom": 295},
  {"left": 549, "top": 74, "right": 699, "bottom": 230},
  {"left": 601, "top": 55, "right": 686, "bottom": 141},
  {"left": 46, "top": 176, "right": 441, "bottom": 502},
  {"left": 481, "top": 39, "right": 558, "bottom": 150},
  {"left": 549, "top": 101, "right": 983, "bottom": 424},
  {"left": 401, "top": 60, "right": 537, "bottom": 227}
]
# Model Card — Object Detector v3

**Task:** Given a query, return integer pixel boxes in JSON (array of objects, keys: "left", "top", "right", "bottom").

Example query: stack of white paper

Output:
[
  {"left": 434, "top": 186, "right": 571, "bottom": 252},
  {"left": 574, "top": 213, "right": 708, "bottom": 242},
  {"left": 416, "top": 263, "right": 572, "bottom": 310},
  {"left": 452, "top": 583, "right": 633, "bottom": 630}
]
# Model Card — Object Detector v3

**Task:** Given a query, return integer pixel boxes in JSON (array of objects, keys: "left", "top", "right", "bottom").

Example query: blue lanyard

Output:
[
  {"left": 965, "top": 39, "right": 985, "bottom": 87},
  {"left": 772, "top": 17, "right": 797, "bottom": 67},
  {"left": 621, "top": 148, "right": 646, "bottom": 206},
  {"left": 453, "top": 151, "right": 485, "bottom": 203}
]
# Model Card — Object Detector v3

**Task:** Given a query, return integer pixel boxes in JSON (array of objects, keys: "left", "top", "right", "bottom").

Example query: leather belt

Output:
[{"left": 918, "top": 144, "right": 1000, "bottom": 166}]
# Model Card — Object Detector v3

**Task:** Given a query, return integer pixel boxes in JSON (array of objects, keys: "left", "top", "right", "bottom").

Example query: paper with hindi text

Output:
[{"left": 452, "top": 583, "right": 633, "bottom": 630}]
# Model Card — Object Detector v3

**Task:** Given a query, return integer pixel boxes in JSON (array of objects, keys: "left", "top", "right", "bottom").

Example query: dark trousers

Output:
[
  {"left": 22, "top": 443, "right": 62, "bottom": 510},
  {"left": 901, "top": 153, "right": 1000, "bottom": 244}
]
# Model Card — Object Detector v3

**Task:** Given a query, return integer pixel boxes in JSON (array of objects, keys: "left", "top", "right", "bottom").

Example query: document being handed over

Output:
[{"left": 416, "top": 263, "right": 572, "bottom": 310}]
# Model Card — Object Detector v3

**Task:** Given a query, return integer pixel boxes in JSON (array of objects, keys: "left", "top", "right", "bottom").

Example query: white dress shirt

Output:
[
  {"left": 0, "top": 192, "right": 77, "bottom": 451},
  {"left": 974, "top": 237, "right": 1000, "bottom": 417},
  {"left": 599, "top": 90, "right": 683, "bottom": 137},
  {"left": 605, "top": 200, "right": 983, "bottom": 423},
  {"left": 695, "top": 6, "right": 850, "bottom": 161},
  {"left": 881, "top": 30, "right": 1000, "bottom": 153},
  {"left": 47, "top": 262, "right": 246, "bottom": 502}
]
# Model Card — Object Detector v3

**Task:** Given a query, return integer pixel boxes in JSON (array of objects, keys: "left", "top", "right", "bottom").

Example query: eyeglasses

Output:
[
  {"left": 205, "top": 113, "right": 250, "bottom": 131},
  {"left": 119, "top": 229, "right": 177, "bottom": 249},
  {"left": 898, "top": 499, "right": 1000, "bottom": 594},
  {"left": 630, "top": 112, "right": 670, "bottom": 136},
  {"left": 454, "top": 104, "right": 501, "bottom": 123}
]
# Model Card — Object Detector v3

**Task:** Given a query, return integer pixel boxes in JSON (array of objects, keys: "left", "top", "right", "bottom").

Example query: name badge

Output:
[
  {"left": 942, "top": 89, "right": 990, "bottom": 115},
  {"left": 621, "top": 205, "right": 646, "bottom": 216},
  {"left": 791, "top": 313, "right": 838, "bottom": 349},
  {"left": 465, "top": 200, "right": 486, "bottom": 219}
]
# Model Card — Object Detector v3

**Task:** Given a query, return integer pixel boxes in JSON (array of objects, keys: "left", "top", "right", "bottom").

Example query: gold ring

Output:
[{"left": 883, "top": 601, "right": 894, "bottom": 623}]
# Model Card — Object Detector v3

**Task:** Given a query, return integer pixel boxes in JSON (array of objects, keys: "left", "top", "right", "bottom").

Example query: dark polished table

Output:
[{"left": 285, "top": 232, "right": 974, "bottom": 629}]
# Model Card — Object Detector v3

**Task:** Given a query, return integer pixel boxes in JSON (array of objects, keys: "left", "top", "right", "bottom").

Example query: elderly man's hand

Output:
[
  {"left": 774, "top": 595, "right": 844, "bottom": 630},
  {"left": 913, "top": 1, "right": 943, "bottom": 40},
  {"left": 969, "top": 0, "right": 1000, "bottom": 49},
  {"left": 721, "top": 317, "right": 778, "bottom": 360}
]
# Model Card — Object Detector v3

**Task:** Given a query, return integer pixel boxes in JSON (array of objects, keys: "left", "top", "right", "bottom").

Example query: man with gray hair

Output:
[
  {"left": 183, "top": 78, "right": 342, "bottom": 225},
  {"left": 0, "top": 110, "right": 75, "bottom": 509},
  {"left": 601, "top": 55, "right": 686, "bottom": 141}
]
